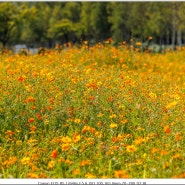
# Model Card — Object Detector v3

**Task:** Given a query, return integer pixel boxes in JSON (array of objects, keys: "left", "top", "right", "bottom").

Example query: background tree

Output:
[
  {"left": 0, "top": 2, "right": 20, "bottom": 47},
  {"left": 47, "top": 2, "right": 82, "bottom": 45},
  {"left": 146, "top": 3, "right": 171, "bottom": 48},
  {"left": 172, "top": 2, "right": 185, "bottom": 47},
  {"left": 129, "top": 2, "right": 150, "bottom": 41},
  {"left": 80, "top": 2, "right": 93, "bottom": 44},
  {"left": 108, "top": 2, "right": 131, "bottom": 44},
  {"left": 2, "top": 2, "right": 185, "bottom": 49},
  {"left": 90, "top": 2, "right": 111, "bottom": 42},
  {"left": 19, "top": 3, "right": 52, "bottom": 48}
]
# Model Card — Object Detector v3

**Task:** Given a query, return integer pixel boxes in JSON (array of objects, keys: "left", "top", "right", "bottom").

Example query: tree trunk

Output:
[
  {"left": 177, "top": 28, "right": 182, "bottom": 47},
  {"left": 172, "top": 27, "right": 176, "bottom": 50},
  {"left": 172, "top": 6, "right": 176, "bottom": 50},
  {"left": 159, "top": 36, "right": 162, "bottom": 52},
  {"left": 166, "top": 30, "right": 170, "bottom": 45},
  {"left": 1, "top": 40, "right": 8, "bottom": 50}
]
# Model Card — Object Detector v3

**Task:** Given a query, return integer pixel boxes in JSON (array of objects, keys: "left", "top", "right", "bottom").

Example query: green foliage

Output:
[
  {"left": 1, "top": 2, "right": 185, "bottom": 47},
  {"left": 108, "top": 3, "right": 129, "bottom": 43},
  {"left": 0, "top": 3, "right": 20, "bottom": 46},
  {"left": 90, "top": 2, "right": 111, "bottom": 41},
  {"left": 146, "top": 3, "right": 170, "bottom": 36},
  {"left": 48, "top": 19, "right": 74, "bottom": 38},
  {"left": 129, "top": 3, "right": 149, "bottom": 39},
  {"left": 80, "top": 3, "right": 93, "bottom": 39}
]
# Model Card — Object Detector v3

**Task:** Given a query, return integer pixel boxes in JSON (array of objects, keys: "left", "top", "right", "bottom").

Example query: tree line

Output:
[{"left": 1, "top": 2, "right": 185, "bottom": 48}]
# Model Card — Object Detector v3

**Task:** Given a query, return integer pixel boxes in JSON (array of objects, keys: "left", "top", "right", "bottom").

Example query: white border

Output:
[{"left": 0, "top": 179, "right": 185, "bottom": 184}]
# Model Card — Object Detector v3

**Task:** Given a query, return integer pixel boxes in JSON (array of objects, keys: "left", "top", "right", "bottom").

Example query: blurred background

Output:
[{"left": 1, "top": 2, "right": 185, "bottom": 53}]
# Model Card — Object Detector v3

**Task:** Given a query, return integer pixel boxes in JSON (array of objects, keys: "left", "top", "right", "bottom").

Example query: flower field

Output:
[{"left": 0, "top": 43, "right": 184, "bottom": 178}]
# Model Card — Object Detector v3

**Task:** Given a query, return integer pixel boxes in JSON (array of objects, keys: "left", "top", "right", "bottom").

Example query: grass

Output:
[{"left": 0, "top": 42, "right": 184, "bottom": 178}]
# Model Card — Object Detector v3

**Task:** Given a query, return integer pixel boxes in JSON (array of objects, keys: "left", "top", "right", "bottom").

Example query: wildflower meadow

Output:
[{"left": 0, "top": 42, "right": 184, "bottom": 178}]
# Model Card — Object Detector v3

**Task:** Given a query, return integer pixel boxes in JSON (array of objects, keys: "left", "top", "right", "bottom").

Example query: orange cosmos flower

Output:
[
  {"left": 160, "top": 150, "right": 168, "bottom": 156},
  {"left": 24, "top": 96, "right": 35, "bottom": 104},
  {"left": 47, "top": 106, "right": 52, "bottom": 111},
  {"left": 5, "top": 130, "right": 15, "bottom": 135},
  {"left": 51, "top": 150, "right": 58, "bottom": 159},
  {"left": 150, "top": 147, "right": 158, "bottom": 154},
  {"left": 27, "top": 173, "right": 39, "bottom": 178},
  {"left": 86, "top": 83, "right": 97, "bottom": 89},
  {"left": 114, "top": 170, "right": 130, "bottom": 178},
  {"left": 121, "top": 119, "right": 128, "bottom": 125},
  {"left": 28, "top": 118, "right": 35, "bottom": 123},
  {"left": 18, "top": 75, "right": 26, "bottom": 82},
  {"left": 36, "top": 113, "right": 42, "bottom": 120},
  {"left": 3, "top": 156, "right": 17, "bottom": 167},
  {"left": 73, "top": 169, "right": 81, "bottom": 175},
  {"left": 65, "top": 159, "right": 73, "bottom": 165},
  {"left": 96, "top": 121, "right": 103, "bottom": 127},
  {"left": 30, "top": 106, "right": 36, "bottom": 110},
  {"left": 135, "top": 42, "right": 142, "bottom": 46},
  {"left": 107, "top": 95, "right": 114, "bottom": 103},
  {"left": 163, "top": 162, "right": 169, "bottom": 169},
  {"left": 30, "top": 126, "right": 37, "bottom": 132},
  {"left": 175, "top": 132, "right": 182, "bottom": 141},
  {"left": 101, "top": 175, "right": 110, "bottom": 178},
  {"left": 73, "top": 133, "right": 81, "bottom": 143},
  {"left": 58, "top": 158, "right": 65, "bottom": 163},
  {"left": 172, "top": 153, "right": 181, "bottom": 160},
  {"left": 80, "top": 160, "right": 92, "bottom": 167},
  {"left": 163, "top": 125, "right": 171, "bottom": 134}
]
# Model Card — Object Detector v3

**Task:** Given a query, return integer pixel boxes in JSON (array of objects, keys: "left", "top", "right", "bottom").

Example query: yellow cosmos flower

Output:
[
  {"left": 47, "top": 160, "right": 55, "bottom": 170},
  {"left": 61, "top": 136, "right": 72, "bottom": 143},
  {"left": 61, "top": 143, "right": 71, "bottom": 151},
  {"left": 85, "top": 172, "right": 96, "bottom": 178},
  {"left": 109, "top": 114, "right": 117, "bottom": 119},
  {"left": 81, "top": 125, "right": 96, "bottom": 133},
  {"left": 126, "top": 145, "right": 137, "bottom": 153},
  {"left": 134, "top": 137, "right": 144, "bottom": 145},
  {"left": 73, "top": 133, "right": 81, "bottom": 143},
  {"left": 21, "top": 157, "right": 30, "bottom": 165},
  {"left": 97, "top": 112, "right": 104, "bottom": 117},
  {"left": 74, "top": 118, "right": 80, "bottom": 124},
  {"left": 109, "top": 123, "right": 118, "bottom": 129},
  {"left": 149, "top": 92, "right": 157, "bottom": 100},
  {"left": 166, "top": 101, "right": 177, "bottom": 109}
]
